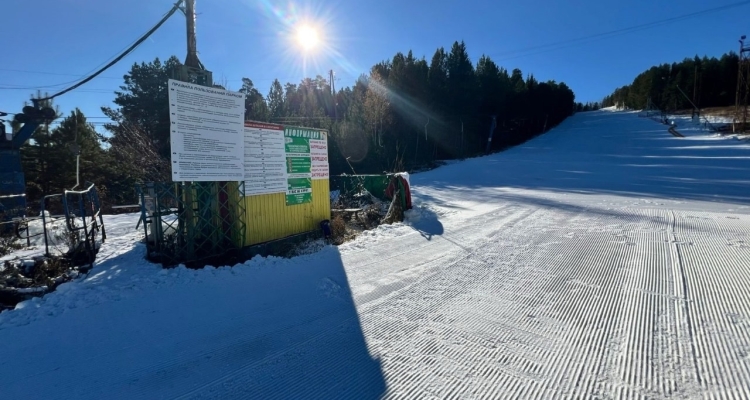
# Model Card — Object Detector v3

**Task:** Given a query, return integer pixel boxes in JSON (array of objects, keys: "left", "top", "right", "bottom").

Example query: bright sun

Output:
[{"left": 296, "top": 26, "right": 319, "bottom": 51}]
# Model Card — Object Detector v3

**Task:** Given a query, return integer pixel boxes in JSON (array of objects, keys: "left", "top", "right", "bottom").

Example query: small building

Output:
[{"left": 242, "top": 121, "right": 331, "bottom": 246}]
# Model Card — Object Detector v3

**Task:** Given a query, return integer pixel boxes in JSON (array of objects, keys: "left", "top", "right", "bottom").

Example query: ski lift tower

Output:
[
  {"left": 0, "top": 105, "right": 56, "bottom": 224},
  {"left": 734, "top": 35, "right": 750, "bottom": 133}
]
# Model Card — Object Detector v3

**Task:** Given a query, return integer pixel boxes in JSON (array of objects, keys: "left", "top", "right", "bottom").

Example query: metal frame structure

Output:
[
  {"left": 0, "top": 104, "right": 58, "bottom": 223},
  {"left": 0, "top": 184, "right": 105, "bottom": 270},
  {"left": 38, "top": 184, "right": 105, "bottom": 266},
  {"left": 60, "top": 184, "right": 106, "bottom": 267},
  {"left": 138, "top": 181, "right": 246, "bottom": 267},
  {"left": 0, "top": 194, "right": 27, "bottom": 235}
]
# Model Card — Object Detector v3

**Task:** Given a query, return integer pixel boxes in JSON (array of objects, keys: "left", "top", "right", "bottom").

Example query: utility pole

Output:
[
  {"left": 175, "top": 0, "right": 216, "bottom": 260},
  {"left": 174, "top": 0, "right": 211, "bottom": 85},
  {"left": 184, "top": 0, "right": 201, "bottom": 68}
]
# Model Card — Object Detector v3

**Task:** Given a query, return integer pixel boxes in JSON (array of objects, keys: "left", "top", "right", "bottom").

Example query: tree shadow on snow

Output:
[{"left": 413, "top": 111, "right": 750, "bottom": 207}]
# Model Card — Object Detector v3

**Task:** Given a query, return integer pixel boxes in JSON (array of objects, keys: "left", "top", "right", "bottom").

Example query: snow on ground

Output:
[
  {"left": 667, "top": 113, "right": 734, "bottom": 131},
  {"left": 704, "top": 114, "right": 734, "bottom": 124},
  {"left": 2, "top": 110, "right": 750, "bottom": 399},
  {"left": 2, "top": 211, "right": 142, "bottom": 263}
]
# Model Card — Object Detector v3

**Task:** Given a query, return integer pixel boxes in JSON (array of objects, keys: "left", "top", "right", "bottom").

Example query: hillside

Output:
[
  {"left": 602, "top": 53, "right": 738, "bottom": 112},
  {"left": 1, "top": 110, "right": 750, "bottom": 398}
]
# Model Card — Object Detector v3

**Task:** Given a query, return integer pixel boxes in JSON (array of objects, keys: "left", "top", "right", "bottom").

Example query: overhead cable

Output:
[{"left": 37, "top": 0, "right": 185, "bottom": 101}]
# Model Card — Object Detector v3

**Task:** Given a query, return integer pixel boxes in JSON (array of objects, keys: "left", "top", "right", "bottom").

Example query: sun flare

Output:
[{"left": 296, "top": 25, "right": 320, "bottom": 51}]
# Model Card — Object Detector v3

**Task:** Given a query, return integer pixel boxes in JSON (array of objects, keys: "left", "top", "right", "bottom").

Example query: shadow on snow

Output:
[
  {"left": 0, "top": 243, "right": 386, "bottom": 399},
  {"left": 412, "top": 110, "right": 750, "bottom": 207}
]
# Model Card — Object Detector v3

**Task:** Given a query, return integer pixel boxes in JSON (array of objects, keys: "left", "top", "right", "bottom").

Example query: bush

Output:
[
  {"left": 0, "top": 233, "right": 22, "bottom": 257},
  {"left": 330, "top": 215, "right": 347, "bottom": 245}
]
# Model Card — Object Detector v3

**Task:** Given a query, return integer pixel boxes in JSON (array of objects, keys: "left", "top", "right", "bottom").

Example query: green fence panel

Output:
[{"left": 330, "top": 175, "right": 391, "bottom": 201}]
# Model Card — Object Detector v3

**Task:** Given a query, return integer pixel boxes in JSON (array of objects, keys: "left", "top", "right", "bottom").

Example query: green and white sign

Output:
[
  {"left": 283, "top": 127, "right": 325, "bottom": 205},
  {"left": 286, "top": 177, "right": 313, "bottom": 205},
  {"left": 284, "top": 136, "right": 310, "bottom": 154},
  {"left": 285, "top": 127, "right": 323, "bottom": 140},
  {"left": 286, "top": 157, "right": 312, "bottom": 174},
  {"left": 243, "top": 123, "right": 327, "bottom": 205}
]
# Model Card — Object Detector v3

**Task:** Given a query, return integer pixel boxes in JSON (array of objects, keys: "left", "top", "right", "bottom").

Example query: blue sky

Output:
[{"left": 0, "top": 0, "right": 746, "bottom": 129}]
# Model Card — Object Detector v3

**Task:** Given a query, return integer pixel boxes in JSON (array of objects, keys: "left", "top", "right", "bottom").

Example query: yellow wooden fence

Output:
[{"left": 243, "top": 179, "right": 330, "bottom": 246}]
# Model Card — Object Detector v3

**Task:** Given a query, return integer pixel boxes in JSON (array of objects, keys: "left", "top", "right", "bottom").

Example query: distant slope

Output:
[{"left": 602, "top": 52, "right": 738, "bottom": 112}]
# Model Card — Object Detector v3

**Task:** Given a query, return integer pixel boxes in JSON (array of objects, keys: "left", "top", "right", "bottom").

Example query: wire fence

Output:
[{"left": 138, "top": 182, "right": 246, "bottom": 267}]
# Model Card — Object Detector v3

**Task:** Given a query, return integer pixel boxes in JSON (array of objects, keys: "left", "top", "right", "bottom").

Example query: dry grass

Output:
[
  {"left": 330, "top": 215, "right": 348, "bottom": 245},
  {"left": 0, "top": 234, "right": 22, "bottom": 257}
]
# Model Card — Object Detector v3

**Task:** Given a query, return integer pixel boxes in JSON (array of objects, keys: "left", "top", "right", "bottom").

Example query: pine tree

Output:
[
  {"left": 446, "top": 41, "right": 476, "bottom": 117},
  {"left": 22, "top": 109, "right": 109, "bottom": 207},
  {"left": 102, "top": 56, "right": 181, "bottom": 160},
  {"left": 239, "top": 78, "right": 268, "bottom": 121},
  {"left": 364, "top": 72, "right": 391, "bottom": 152},
  {"left": 267, "top": 79, "right": 285, "bottom": 121},
  {"left": 428, "top": 48, "right": 448, "bottom": 113},
  {"left": 603, "top": 51, "right": 741, "bottom": 110}
]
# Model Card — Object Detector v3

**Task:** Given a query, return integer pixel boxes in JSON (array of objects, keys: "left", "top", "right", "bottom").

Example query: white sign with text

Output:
[
  {"left": 168, "top": 79, "right": 245, "bottom": 181},
  {"left": 309, "top": 138, "right": 329, "bottom": 179},
  {"left": 243, "top": 122, "right": 288, "bottom": 196}
]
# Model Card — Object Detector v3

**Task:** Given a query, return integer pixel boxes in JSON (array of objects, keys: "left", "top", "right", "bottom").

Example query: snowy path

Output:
[
  {"left": 357, "top": 206, "right": 750, "bottom": 399},
  {"left": 1, "top": 110, "right": 750, "bottom": 399}
]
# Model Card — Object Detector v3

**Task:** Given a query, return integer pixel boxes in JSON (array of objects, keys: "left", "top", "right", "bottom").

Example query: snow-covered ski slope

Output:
[{"left": 1, "top": 110, "right": 750, "bottom": 399}]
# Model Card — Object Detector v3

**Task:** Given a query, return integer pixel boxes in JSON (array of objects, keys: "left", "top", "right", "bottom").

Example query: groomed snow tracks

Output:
[{"left": 353, "top": 205, "right": 750, "bottom": 399}]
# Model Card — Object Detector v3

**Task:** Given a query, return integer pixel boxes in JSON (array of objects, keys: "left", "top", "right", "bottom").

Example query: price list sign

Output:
[{"left": 243, "top": 122, "right": 287, "bottom": 196}]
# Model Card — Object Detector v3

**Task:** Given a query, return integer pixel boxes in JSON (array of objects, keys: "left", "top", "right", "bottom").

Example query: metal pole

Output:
[
  {"left": 184, "top": 0, "right": 200, "bottom": 68},
  {"left": 41, "top": 199, "right": 50, "bottom": 257},
  {"left": 72, "top": 115, "right": 80, "bottom": 190},
  {"left": 693, "top": 64, "right": 698, "bottom": 118},
  {"left": 414, "top": 126, "right": 419, "bottom": 164},
  {"left": 676, "top": 86, "right": 699, "bottom": 114},
  {"left": 744, "top": 54, "right": 750, "bottom": 132},
  {"left": 735, "top": 37, "right": 745, "bottom": 133},
  {"left": 485, "top": 115, "right": 497, "bottom": 154},
  {"left": 460, "top": 119, "right": 464, "bottom": 159},
  {"left": 330, "top": 70, "right": 337, "bottom": 120}
]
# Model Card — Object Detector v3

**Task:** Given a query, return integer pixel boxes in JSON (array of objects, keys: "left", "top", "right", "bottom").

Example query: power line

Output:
[
  {"left": 0, "top": 41, "right": 157, "bottom": 90},
  {"left": 36, "top": 1, "right": 185, "bottom": 102},
  {"left": 0, "top": 81, "right": 81, "bottom": 91},
  {"left": 488, "top": 0, "right": 750, "bottom": 61},
  {"left": 0, "top": 76, "right": 297, "bottom": 92},
  {"left": 0, "top": 68, "right": 123, "bottom": 80},
  {"left": 0, "top": 87, "right": 120, "bottom": 93}
]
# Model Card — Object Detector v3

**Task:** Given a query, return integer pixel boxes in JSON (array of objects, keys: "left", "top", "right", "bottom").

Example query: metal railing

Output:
[
  {"left": 0, "top": 184, "right": 105, "bottom": 270},
  {"left": 60, "top": 183, "right": 106, "bottom": 267},
  {"left": 37, "top": 184, "right": 106, "bottom": 264}
]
